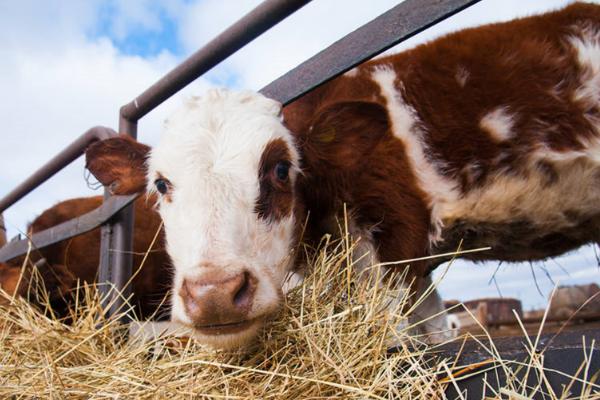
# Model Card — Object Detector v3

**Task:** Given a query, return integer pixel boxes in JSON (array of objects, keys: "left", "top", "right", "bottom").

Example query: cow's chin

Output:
[{"left": 188, "top": 318, "right": 264, "bottom": 349}]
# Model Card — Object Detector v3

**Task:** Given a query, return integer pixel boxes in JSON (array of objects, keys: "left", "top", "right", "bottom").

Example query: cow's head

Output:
[{"left": 86, "top": 89, "right": 388, "bottom": 348}]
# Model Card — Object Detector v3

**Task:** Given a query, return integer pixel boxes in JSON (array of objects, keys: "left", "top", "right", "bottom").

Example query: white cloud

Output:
[
  {"left": 94, "top": 0, "right": 188, "bottom": 45},
  {"left": 102, "top": 1, "right": 164, "bottom": 41},
  {"left": 0, "top": 2, "right": 210, "bottom": 238}
]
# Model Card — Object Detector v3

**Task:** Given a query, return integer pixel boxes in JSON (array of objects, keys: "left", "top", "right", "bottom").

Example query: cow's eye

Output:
[
  {"left": 275, "top": 161, "right": 290, "bottom": 182},
  {"left": 154, "top": 178, "right": 170, "bottom": 195}
]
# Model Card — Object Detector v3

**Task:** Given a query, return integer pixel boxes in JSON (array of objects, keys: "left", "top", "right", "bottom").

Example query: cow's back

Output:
[{"left": 285, "top": 2, "right": 600, "bottom": 268}]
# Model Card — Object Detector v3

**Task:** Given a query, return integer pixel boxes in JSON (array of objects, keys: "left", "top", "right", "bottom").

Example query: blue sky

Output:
[
  {"left": 94, "top": 3, "right": 183, "bottom": 58},
  {"left": 1, "top": 0, "right": 598, "bottom": 310}
]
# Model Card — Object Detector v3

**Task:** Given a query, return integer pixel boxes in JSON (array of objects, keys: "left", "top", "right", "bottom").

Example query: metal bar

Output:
[
  {"left": 99, "top": 199, "right": 135, "bottom": 319},
  {"left": 0, "top": 194, "right": 138, "bottom": 263},
  {"left": 98, "top": 115, "right": 138, "bottom": 320},
  {"left": 432, "top": 328, "right": 600, "bottom": 365},
  {"left": 429, "top": 328, "right": 600, "bottom": 398},
  {"left": 0, "top": 126, "right": 118, "bottom": 213},
  {"left": 0, "top": 214, "right": 6, "bottom": 248},
  {"left": 260, "top": 0, "right": 483, "bottom": 105},
  {"left": 118, "top": 116, "right": 138, "bottom": 138},
  {"left": 120, "top": 0, "right": 312, "bottom": 123}
]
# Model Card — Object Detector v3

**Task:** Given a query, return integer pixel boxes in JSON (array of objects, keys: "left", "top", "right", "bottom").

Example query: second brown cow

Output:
[{"left": 0, "top": 197, "right": 170, "bottom": 320}]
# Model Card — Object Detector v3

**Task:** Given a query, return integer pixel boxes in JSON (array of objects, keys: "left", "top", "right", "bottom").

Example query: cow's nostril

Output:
[
  {"left": 180, "top": 270, "right": 257, "bottom": 325},
  {"left": 233, "top": 271, "right": 255, "bottom": 310}
]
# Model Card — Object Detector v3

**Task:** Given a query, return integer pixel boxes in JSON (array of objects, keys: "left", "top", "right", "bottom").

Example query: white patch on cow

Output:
[
  {"left": 384, "top": 280, "right": 411, "bottom": 342},
  {"left": 370, "top": 66, "right": 460, "bottom": 243},
  {"left": 383, "top": 274, "right": 450, "bottom": 345},
  {"left": 578, "top": 133, "right": 600, "bottom": 164},
  {"left": 282, "top": 270, "right": 304, "bottom": 294},
  {"left": 147, "top": 89, "right": 301, "bottom": 347},
  {"left": 344, "top": 67, "right": 359, "bottom": 78},
  {"left": 409, "top": 275, "right": 452, "bottom": 343},
  {"left": 568, "top": 23, "right": 600, "bottom": 114},
  {"left": 316, "top": 213, "right": 381, "bottom": 278},
  {"left": 479, "top": 106, "right": 516, "bottom": 142},
  {"left": 455, "top": 66, "right": 470, "bottom": 87},
  {"left": 447, "top": 314, "right": 461, "bottom": 334},
  {"left": 441, "top": 140, "right": 600, "bottom": 234},
  {"left": 347, "top": 216, "right": 380, "bottom": 276}
]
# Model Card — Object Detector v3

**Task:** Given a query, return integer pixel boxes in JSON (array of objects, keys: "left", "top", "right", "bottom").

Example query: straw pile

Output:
[{"left": 0, "top": 234, "right": 598, "bottom": 398}]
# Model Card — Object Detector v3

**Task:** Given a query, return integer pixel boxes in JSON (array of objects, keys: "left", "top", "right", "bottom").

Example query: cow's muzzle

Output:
[{"left": 179, "top": 270, "right": 258, "bottom": 332}]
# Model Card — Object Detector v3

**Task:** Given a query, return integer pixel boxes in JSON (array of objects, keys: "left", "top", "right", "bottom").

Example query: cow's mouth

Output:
[{"left": 193, "top": 318, "right": 259, "bottom": 335}]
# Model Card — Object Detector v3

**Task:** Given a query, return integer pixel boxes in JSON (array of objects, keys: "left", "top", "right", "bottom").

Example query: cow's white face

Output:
[
  {"left": 85, "top": 87, "right": 388, "bottom": 349},
  {"left": 147, "top": 89, "right": 301, "bottom": 348}
]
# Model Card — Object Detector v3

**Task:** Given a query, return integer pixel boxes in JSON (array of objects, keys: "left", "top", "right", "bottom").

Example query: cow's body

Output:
[
  {"left": 85, "top": 3, "right": 600, "bottom": 349},
  {"left": 0, "top": 197, "right": 170, "bottom": 319},
  {"left": 286, "top": 2, "right": 600, "bottom": 272}
]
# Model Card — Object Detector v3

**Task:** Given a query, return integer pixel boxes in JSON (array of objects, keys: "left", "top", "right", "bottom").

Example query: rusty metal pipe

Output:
[
  {"left": 119, "top": 0, "right": 311, "bottom": 123},
  {"left": 0, "top": 194, "right": 138, "bottom": 263},
  {"left": 261, "top": 0, "right": 483, "bottom": 105},
  {"left": 0, "top": 126, "right": 118, "bottom": 213},
  {"left": 0, "top": 214, "right": 6, "bottom": 248},
  {"left": 99, "top": 115, "right": 137, "bottom": 319}
]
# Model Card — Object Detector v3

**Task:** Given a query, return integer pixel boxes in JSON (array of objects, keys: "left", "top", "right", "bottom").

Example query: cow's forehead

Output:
[
  {"left": 165, "top": 89, "right": 283, "bottom": 134},
  {"left": 149, "top": 89, "right": 297, "bottom": 181}
]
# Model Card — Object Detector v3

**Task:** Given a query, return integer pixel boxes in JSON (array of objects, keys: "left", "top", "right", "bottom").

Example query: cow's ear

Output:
[
  {"left": 85, "top": 135, "right": 150, "bottom": 195},
  {"left": 302, "top": 101, "right": 390, "bottom": 170}
]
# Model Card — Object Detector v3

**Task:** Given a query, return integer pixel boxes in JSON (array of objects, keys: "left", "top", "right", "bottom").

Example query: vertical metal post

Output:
[
  {"left": 0, "top": 214, "right": 6, "bottom": 248},
  {"left": 99, "top": 117, "right": 137, "bottom": 321}
]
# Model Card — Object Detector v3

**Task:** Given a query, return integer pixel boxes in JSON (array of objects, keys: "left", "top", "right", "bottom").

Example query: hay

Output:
[{"left": 0, "top": 234, "right": 598, "bottom": 399}]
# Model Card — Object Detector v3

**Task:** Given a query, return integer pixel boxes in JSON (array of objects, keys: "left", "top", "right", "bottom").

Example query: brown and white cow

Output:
[
  {"left": 86, "top": 3, "right": 600, "bottom": 348},
  {"left": 0, "top": 196, "right": 171, "bottom": 319}
]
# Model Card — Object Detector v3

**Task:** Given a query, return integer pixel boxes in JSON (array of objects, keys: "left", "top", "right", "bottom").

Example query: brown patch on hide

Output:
[
  {"left": 535, "top": 160, "right": 559, "bottom": 186},
  {"left": 435, "top": 214, "right": 600, "bottom": 264},
  {"left": 302, "top": 101, "right": 390, "bottom": 171},
  {"left": 256, "top": 139, "right": 294, "bottom": 221}
]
